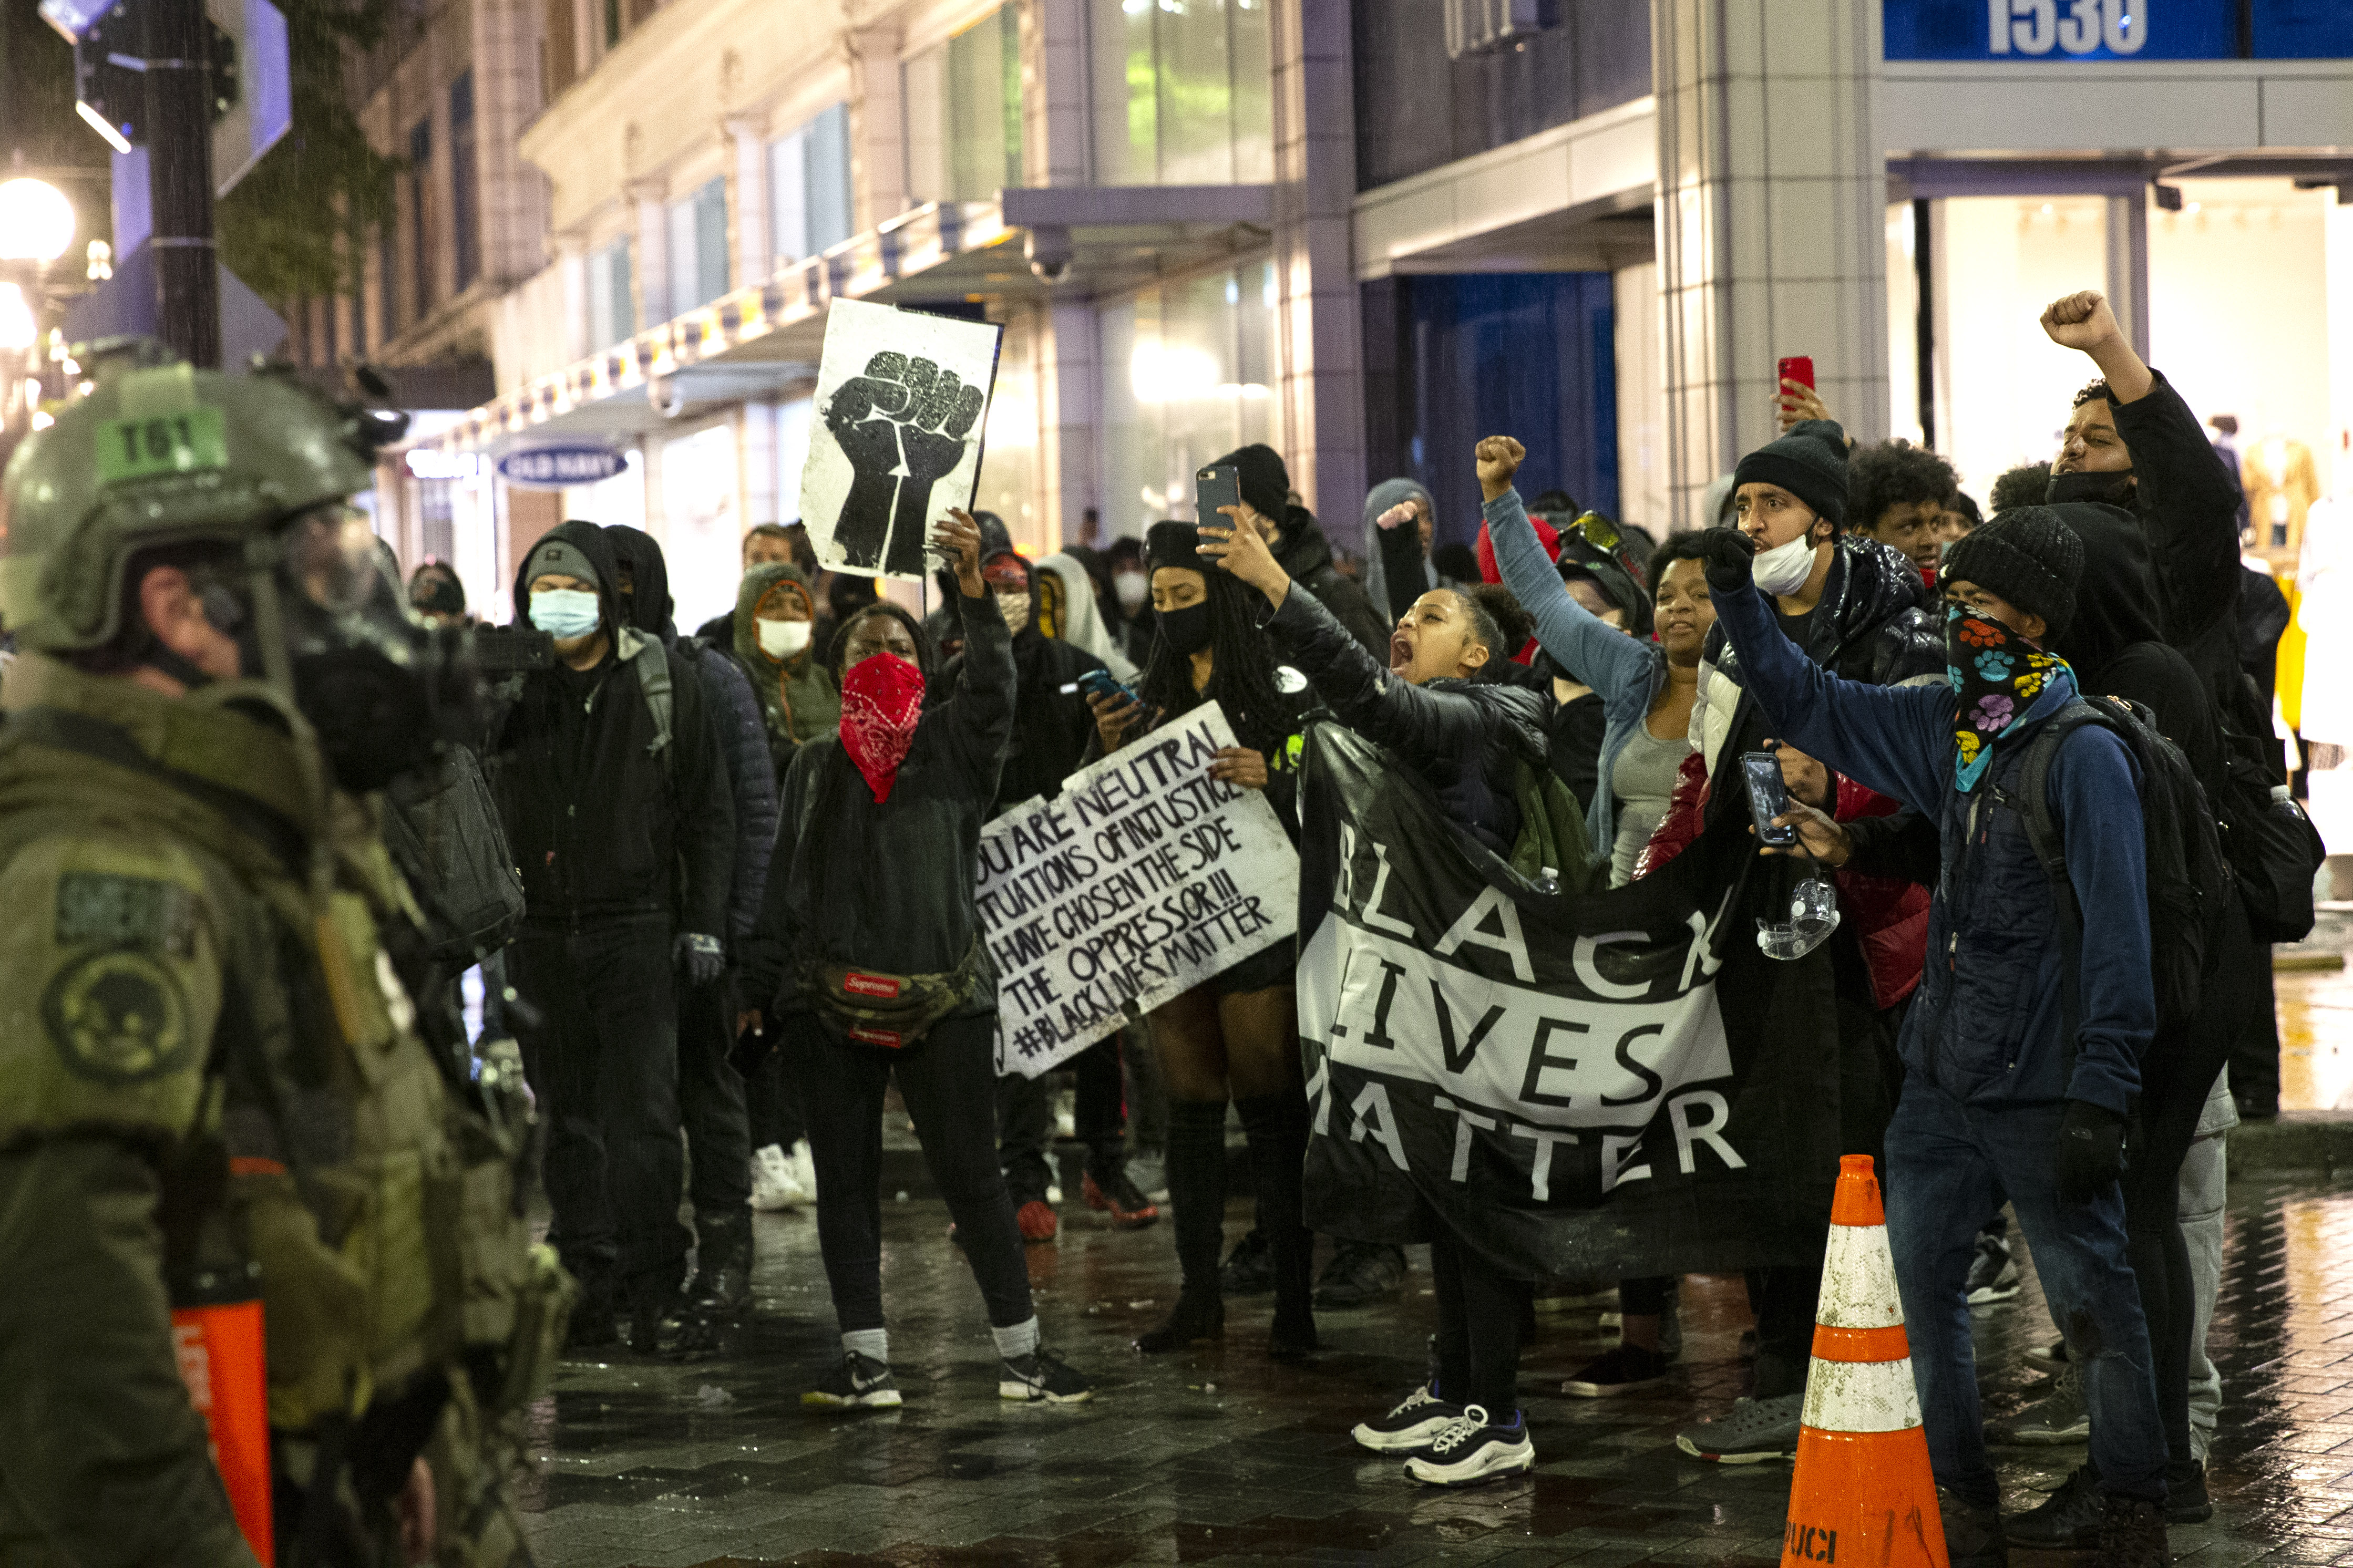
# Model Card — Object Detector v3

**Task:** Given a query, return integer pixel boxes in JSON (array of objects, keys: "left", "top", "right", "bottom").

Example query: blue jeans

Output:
[{"left": 1885, "top": 1077, "right": 2165, "bottom": 1508}]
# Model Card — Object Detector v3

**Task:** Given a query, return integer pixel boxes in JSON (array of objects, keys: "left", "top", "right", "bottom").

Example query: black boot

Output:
[
  {"left": 1137, "top": 1099, "right": 1228, "bottom": 1353},
  {"left": 626, "top": 1268, "right": 681, "bottom": 1356},
  {"left": 562, "top": 1264, "right": 619, "bottom": 1354},
  {"left": 684, "top": 1211, "right": 753, "bottom": 1323},
  {"left": 1235, "top": 1090, "right": 1317, "bottom": 1361}
]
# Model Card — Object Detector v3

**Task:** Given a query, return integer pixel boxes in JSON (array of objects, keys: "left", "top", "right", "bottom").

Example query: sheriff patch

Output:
[
  {"left": 42, "top": 949, "right": 196, "bottom": 1082},
  {"left": 56, "top": 872, "right": 198, "bottom": 958}
]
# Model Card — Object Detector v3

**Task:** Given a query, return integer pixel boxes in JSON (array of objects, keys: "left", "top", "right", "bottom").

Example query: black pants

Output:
[
  {"left": 509, "top": 915, "right": 689, "bottom": 1290},
  {"left": 997, "top": 1036, "right": 1126, "bottom": 1203},
  {"left": 737, "top": 1022, "right": 809, "bottom": 1150},
  {"left": 2123, "top": 898, "right": 2256, "bottom": 1468},
  {"left": 2227, "top": 945, "right": 2279, "bottom": 1113},
  {"left": 678, "top": 974, "right": 750, "bottom": 1219},
  {"left": 785, "top": 1010, "right": 1034, "bottom": 1333},
  {"left": 1431, "top": 1222, "right": 1531, "bottom": 1415}
]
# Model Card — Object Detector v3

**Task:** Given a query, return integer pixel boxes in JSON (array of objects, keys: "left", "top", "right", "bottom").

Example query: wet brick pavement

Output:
[{"left": 518, "top": 1170, "right": 2353, "bottom": 1566}]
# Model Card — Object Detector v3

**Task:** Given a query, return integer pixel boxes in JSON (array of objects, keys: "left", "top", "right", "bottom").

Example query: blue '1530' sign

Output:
[{"left": 1884, "top": 1, "right": 2353, "bottom": 59}]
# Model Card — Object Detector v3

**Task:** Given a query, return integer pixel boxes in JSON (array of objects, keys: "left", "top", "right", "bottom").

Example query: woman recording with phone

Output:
[{"left": 1091, "top": 521, "right": 1323, "bottom": 1361}]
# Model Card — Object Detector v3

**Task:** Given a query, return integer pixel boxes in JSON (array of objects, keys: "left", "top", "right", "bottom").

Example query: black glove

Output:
[
  {"left": 1698, "top": 528, "right": 1758, "bottom": 594},
  {"left": 675, "top": 932, "right": 726, "bottom": 988},
  {"left": 2054, "top": 1099, "right": 2127, "bottom": 1203}
]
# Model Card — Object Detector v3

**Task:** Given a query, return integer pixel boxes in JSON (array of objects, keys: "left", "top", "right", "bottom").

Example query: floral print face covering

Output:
[{"left": 1948, "top": 605, "right": 2074, "bottom": 792}]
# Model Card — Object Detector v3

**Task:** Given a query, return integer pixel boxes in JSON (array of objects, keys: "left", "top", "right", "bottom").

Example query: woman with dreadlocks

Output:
[{"left": 1091, "top": 521, "right": 1323, "bottom": 1362}]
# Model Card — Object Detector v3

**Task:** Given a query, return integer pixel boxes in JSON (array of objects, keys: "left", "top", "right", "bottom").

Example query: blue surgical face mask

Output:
[{"left": 528, "top": 587, "right": 601, "bottom": 640}]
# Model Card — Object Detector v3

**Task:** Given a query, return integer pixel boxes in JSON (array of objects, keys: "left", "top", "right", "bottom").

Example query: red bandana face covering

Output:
[{"left": 839, "top": 653, "right": 926, "bottom": 802}]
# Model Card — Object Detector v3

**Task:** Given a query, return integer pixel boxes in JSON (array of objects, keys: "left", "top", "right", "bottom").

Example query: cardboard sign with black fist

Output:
[{"left": 799, "top": 299, "right": 1005, "bottom": 581}]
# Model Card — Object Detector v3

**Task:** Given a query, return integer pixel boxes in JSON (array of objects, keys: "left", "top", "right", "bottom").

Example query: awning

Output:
[{"left": 414, "top": 184, "right": 1273, "bottom": 457}]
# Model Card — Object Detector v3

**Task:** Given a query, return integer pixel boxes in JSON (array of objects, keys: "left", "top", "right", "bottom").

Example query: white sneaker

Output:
[
  {"left": 749, "top": 1144, "right": 797, "bottom": 1211},
  {"left": 787, "top": 1138, "right": 817, "bottom": 1201},
  {"left": 1402, "top": 1406, "right": 1535, "bottom": 1486}
]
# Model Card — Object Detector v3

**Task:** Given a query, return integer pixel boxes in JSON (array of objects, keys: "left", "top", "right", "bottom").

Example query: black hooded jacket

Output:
[
  {"left": 605, "top": 525, "right": 779, "bottom": 943},
  {"left": 1261, "top": 581, "right": 1547, "bottom": 855},
  {"left": 1704, "top": 532, "right": 1943, "bottom": 689},
  {"left": 1276, "top": 506, "right": 1390, "bottom": 658},
  {"left": 489, "top": 520, "right": 734, "bottom": 935},
  {"left": 2046, "top": 502, "right": 2222, "bottom": 787}
]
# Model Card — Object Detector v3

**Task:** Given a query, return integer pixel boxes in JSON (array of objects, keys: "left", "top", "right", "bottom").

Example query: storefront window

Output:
[
  {"left": 1098, "top": 259, "right": 1279, "bottom": 538},
  {"left": 904, "top": 7, "right": 1024, "bottom": 206},
  {"left": 770, "top": 104, "right": 852, "bottom": 265},
  {"left": 586, "top": 237, "right": 633, "bottom": 349},
  {"left": 659, "top": 423, "right": 742, "bottom": 632},
  {"left": 973, "top": 314, "right": 1040, "bottom": 550},
  {"left": 667, "top": 179, "right": 729, "bottom": 319},
  {"left": 1092, "top": 0, "right": 1272, "bottom": 187}
]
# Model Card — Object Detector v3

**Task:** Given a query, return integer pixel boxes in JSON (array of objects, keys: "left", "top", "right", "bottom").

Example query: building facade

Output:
[{"left": 377, "top": 0, "right": 2353, "bottom": 630}]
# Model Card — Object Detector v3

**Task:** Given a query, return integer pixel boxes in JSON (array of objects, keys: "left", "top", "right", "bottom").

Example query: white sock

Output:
[
  {"left": 991, "top": 1316, "right": 1041, "bottom": 1361},
  {"left": 842, "top": 1328, "right": 888, "bottom": 1364}
]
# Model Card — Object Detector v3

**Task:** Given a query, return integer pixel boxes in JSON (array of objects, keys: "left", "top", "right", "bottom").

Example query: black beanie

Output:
[
  {"left": 1213, "top": 443, "right": 1290, "bottom": 524},
  {"left": 1942, "top": 507, "right": 2085, "bottom": 639},
  {"left": 1145, "top": 521, "right": 1204, "bottom": 576},
  {"left": 1732, "top": 419, "right": 1850, "bottom": 532}
]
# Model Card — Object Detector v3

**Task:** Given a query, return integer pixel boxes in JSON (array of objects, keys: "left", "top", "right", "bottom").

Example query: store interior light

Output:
[
  {"left": 0, "top": 179, "right": 76, "bottom": 263},
  {"left": 0, "top": 284, "right": 33, "bottom": 350}
]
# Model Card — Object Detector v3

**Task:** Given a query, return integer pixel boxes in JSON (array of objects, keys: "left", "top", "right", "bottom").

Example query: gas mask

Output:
[{"left": 274, "top": 507, "right": 477, "bottom": 793}]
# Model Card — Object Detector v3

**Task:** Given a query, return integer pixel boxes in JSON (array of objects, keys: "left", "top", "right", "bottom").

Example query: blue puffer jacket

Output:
[
  {"left": 1714, "top": 581, "right": 2155, "bottom": 1115},
  {"left": 687, "top": 646, "right": 779, "bottom": 943}
]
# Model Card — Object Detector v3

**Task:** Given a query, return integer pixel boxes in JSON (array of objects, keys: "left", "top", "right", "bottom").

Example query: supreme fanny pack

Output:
[{"left": 799, "top": 937, "right": 982, "bottom": 1049}]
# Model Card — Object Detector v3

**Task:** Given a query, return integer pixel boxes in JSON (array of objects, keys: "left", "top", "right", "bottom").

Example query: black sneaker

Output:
[
  {"left": 2022, "top": 1337, "right": 2069, "bottom": 1373},
  {"left": 2005, "top": 1465, "right": 2102, "bottom": 1550},
  {"left": 2098, "top": 1494, "right": 2169, "bottom": 1568},
  {"left": 803, "top": 1350, "right": 902, "bottom": 1409},
  {"left": 1403, "top": 1406, "right": 1535, "bottom": 1487},
  {"left": 1220, "top": 1230, "right": 1273, "bottom": 1296},
  {"left": 1352, "top": 1383, "right": 1465, "bottom": 1453},
  {"left": 1965, "top": 1229, "right": 2022, "bottom": 1304},
  {"left": 1561, "top": 1344, "right": 1671, "bottom": 1398},
  {"left": 1000, "top": 1348, "right": 1093, "bottom": 1404},
  {"left": 1315, "top": 1241, "right": 1407, "bottom": 1308},
  {"left": 2166, "top": 1458, "right": 2213, "bottom": 1524},
  {"left": 1938, "top": 1487, "right": 2008, "bottom": 1568}
]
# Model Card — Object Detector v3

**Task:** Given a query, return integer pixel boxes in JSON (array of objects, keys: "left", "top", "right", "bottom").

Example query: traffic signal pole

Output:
[{"left": 144, "top": 0, "right": 218, "bottom": 367}]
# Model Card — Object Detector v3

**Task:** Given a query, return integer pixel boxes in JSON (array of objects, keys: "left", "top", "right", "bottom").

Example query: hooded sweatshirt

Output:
[
  {"left": 605, "top": 524, "right": 777, "bottom": 943},
  {"left": 1034, "top": 551, "right": 1138, "bottom": 680},
  {"left": 1361, "top": 478, "right": 1436, "bottom": 625},
  {"left": 2046, "top": 501, "right": 2221, "bottom": 788},
  {"left": 492, "top": 520, "right": 734, "bottom": 934},
  {"left": 729, "top": 562, "right": 842, "bottom": 776}
]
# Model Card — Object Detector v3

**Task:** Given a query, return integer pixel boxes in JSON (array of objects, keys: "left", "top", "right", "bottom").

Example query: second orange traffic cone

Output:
[{"left": 1781, "top": 1154, "right": 1948, "bottom": 1568}]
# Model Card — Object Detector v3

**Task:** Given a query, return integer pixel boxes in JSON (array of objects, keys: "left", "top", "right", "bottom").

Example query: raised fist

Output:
[
  {"left": 2040, "top": 291, "right": 2123, "bottom": 354},
  {"left": 1475, "top": 435, "right": 1525, "bottom": 500},
  {"left": 823, "top": 352, "right": 986, "bottom": 573}
]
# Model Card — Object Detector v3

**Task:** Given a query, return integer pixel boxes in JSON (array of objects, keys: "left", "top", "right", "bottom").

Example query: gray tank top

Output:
[{"left": 1610, "top": 719, "right": 1694, "bottom": 886}]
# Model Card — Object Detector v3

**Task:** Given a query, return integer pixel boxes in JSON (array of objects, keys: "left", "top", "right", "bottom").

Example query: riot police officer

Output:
[{"left": 0, "top": 347, "right": 567, "bottom": 1564}]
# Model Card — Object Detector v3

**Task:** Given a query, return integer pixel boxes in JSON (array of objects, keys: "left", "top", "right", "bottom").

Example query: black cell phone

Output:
[
  {"left": 1078, "top": 667, "right": 1137, "bottom": 707},
  {"left": 1195, "top": 464, "right": 1242, "bottom": 527},
  {"left": 1743, "top": 750, "right": 1800, "bottom": 849}
]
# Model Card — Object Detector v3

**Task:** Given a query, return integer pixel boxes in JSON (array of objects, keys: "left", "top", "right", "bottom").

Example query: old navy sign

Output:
[{"left": 497, "top": 445, "right": 627, "bottom": 489}]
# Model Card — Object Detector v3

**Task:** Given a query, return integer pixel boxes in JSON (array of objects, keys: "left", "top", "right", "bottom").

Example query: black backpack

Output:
[
  {"left": 382, "top": 742, "right": 528, "bottom": 967},
  {"left": 2214, "top": 730, "right": 2326, "bottom": 944},
  {"left": 2012, "top": 695, "right": 2231, "bottom": 1039}
]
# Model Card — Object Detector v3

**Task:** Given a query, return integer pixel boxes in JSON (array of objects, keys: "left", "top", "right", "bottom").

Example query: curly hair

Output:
[
  {"left": 1989, "top": 462, "right": 2052, "bottom": 514},
  {"left": 2072, "top": 378, "right": 2111, "bottom": 408},
  {"left": 1134, "top": 568, "right": 1297, "bottom": 759},
  {"left": 1457, "top": 582, "right": 1528, "bottom": 682},
  {"left": 1847, "top": 439, "right": 1958, "bottom": 533}
]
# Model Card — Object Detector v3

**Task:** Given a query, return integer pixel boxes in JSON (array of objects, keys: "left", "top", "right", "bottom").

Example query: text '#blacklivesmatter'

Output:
[{"left": 975, "top": 706, "right": 1299, "bottom": 1074}]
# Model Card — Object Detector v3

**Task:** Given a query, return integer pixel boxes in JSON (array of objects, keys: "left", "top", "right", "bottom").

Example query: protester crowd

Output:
[{"left": 394, "top": 286, "right": 2308, "bottom": 1568}]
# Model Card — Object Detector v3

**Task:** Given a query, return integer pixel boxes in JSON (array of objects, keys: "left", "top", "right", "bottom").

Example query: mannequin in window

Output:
[{"left": 2244, "top": 432, "right": 2320, "bottom": 559}]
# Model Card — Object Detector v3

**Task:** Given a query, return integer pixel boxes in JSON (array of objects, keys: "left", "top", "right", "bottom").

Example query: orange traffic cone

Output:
[{"left": 1781, "top": 1154, "right": 1948, "bottom": 1568}]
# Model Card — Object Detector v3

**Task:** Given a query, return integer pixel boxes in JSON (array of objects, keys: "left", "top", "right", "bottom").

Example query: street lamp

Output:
[
  {"left": 0, "top": 179, "right": 76, "bottom": 264},
  {"left": 0, "top": 178, "right": 77, "bottom": 461}
]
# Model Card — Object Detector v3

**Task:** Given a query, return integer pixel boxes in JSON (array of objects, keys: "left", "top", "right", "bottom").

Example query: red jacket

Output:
[{"left": 1636, "top": 759, "right": 1928, "bottom": 1011}]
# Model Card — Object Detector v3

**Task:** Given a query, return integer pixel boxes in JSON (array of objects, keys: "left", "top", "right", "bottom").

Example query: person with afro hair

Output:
[{"left": 1849, "top": 439, "right": 1959, "bottom": 582}]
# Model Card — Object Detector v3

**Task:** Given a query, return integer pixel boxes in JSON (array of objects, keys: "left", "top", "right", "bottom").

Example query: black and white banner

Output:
[
  {"left": 1299, "top": 724, "right": 1845, "bottom": 1280},
  {"left": 981, "top": 703, "right": 1299, "bottom": 1077}
]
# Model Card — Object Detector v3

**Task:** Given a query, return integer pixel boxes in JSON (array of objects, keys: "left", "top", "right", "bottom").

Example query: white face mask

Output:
[
  {"left": 994, "top": 590, "right": 1032, "bottom": 630},
  {"left": 1114, "top": 572, "right": 1148, "bottom": 612},
  {"left": 1750, "top": 532, "right": 1821, "bottom": 596},
  {"left": 757, "top": 618, "right": 813, "bottom": 659}
]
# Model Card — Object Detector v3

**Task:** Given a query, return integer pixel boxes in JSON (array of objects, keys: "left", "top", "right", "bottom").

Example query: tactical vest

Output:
[{"left": 0, "top": 655, "right": 562, "bottom": 1438}]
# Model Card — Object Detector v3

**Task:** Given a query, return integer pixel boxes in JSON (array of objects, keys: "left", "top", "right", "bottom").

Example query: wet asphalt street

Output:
[{"left": 516, "top": 1163, "right": 2353, "bottom": 1567}]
